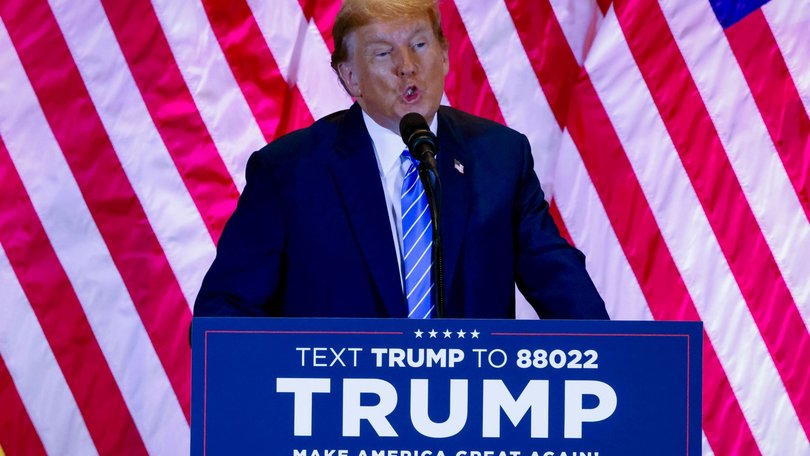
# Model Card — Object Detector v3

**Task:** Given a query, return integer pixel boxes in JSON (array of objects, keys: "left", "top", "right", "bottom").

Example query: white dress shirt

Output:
[{"left": 361, "top": 110, "right": 438, "bottom": 291}]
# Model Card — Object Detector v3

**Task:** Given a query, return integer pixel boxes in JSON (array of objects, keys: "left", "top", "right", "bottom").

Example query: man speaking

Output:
[{"left": 194, "top": 0, "right": 608, "bottom": 320}]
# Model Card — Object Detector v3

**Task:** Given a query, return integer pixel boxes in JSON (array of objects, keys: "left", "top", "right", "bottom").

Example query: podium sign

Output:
[{"left": 192, "top": 318, "right": 701, "bottom": 456}]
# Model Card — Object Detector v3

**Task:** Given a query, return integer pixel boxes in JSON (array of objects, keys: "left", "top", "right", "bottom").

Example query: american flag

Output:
[{"left": 0, "top": 0, "right": 807, "bottom": 454}]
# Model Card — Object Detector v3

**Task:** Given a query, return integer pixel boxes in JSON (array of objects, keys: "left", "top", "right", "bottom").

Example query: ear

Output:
[
  {"left": 440, "top": 45, "right": 449, "bottom": 78},
  {"left": 337, "top": 61, "right": 362, "bottom": 98}
]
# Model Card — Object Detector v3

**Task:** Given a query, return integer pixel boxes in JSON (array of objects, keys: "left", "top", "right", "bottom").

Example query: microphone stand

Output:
[{"left": 417, "top": 164, "right": 444, "bottom": 318}]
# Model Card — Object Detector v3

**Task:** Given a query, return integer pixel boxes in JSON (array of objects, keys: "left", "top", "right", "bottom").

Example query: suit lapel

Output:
[
  {"left": 437, "top": 107, "right": 472, "bottom": 306},
  {"left": 330, "top": 104, "right": 406, "bottom": 317}
]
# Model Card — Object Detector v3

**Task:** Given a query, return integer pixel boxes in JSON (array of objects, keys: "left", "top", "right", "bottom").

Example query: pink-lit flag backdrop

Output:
[{"left": 0, "top": 0, "right": 807, "bottom": 454}]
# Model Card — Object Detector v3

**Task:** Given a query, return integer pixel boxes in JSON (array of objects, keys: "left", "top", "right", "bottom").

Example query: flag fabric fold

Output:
[{"left": 0, "top": 0, "right": 807, "bottom": 454}]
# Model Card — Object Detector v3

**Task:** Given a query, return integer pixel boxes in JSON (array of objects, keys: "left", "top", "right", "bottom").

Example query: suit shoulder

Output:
[
  {"left": 252, "top": 108, "right": 348, "bottom": 165},
  {"left": 439, "top": 106, "right": 525, "bottom": 143}
]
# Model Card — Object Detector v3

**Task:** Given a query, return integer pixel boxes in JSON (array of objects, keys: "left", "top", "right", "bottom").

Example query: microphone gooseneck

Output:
[{"left": 399, "top": 113, "right": 445, "bottom": 318}]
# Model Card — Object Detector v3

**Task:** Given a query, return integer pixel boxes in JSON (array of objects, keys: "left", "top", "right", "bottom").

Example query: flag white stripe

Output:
[
  {"left": 514, "top": 287, "right": 540, "bottom": 320},
  {"left": 554, "top": 131, "right": 653, "bottom": 321},
  {"left": 762, "top": 0, "right": 810, "bottom": 116},
  {"left": 0, "top": 23, "right": 190, "bottom": 455},
  {"left": 49, "top": 0, "right": 216, "bottom": 310},
  {"left": 0, "top": 245, "right": 98, "bottom": 456},
  {"left": 0, "top": 1, "right": 804, "bottom": 453},
  {"left": 660, "top": 0, "right": 810, "bottom": 330},
  {"left": 585, "top": 8, "right": 809, "bottom": 453},
  {"left": 548, "top": 0, "right": 605, "bottom": 65},
  {"left": 702, "top": 432, "right": 715, "bottom": 456},
  {"left": 472, "top": 0, "right": 632, "bottom": 320},
  {"left": 440, "top": 92, "right": 451, "bottom": 107},
  {"left": 247, "top": 0, "right": 352, "bottom": 119},
  {"left": 454, "top": 0, "right": 562, "bottom": 196},
  {"left": 551, "top": 0, "right": 652, "bottom": 322},
  {"left": 151, "top": 0, "right": 267, "bottom": 191}
]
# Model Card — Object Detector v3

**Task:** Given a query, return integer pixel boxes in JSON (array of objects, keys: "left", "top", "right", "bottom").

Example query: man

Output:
[{"left": 194, "top": 0, "right": 608, "bottom": 319}]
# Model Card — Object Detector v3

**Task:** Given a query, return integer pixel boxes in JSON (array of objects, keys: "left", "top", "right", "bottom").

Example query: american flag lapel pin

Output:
[{"left": 454, "top": 159, "right": 464, "bottom": 174}]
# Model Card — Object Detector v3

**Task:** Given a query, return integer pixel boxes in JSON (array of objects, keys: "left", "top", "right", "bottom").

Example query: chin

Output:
[{"left": 400, "top": 104, "right": 437, "bottom": 122}]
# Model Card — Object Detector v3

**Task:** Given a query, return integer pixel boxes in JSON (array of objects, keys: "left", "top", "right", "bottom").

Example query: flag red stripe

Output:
[
  {"left": 1, "top": 0, "right": 192, "bottom": 423},
  {"left": 566, "top": 74, "right": 761, "bottom": 455},
  {"left": 597, "top": 0, "right": 612, "bottom": 15},
  {"left": 725, "top": 9, "right": 810, "bottom": 221},
  {"left": 298, "top": 0, "right": 341, "bottom": 52},
  {"left": 0, "top": 355, "right": 46, "bottom": 456},
  {"left": 504, "top": 0, "right": 600, "bottom": 254},
  {"left": 504, "top": 0, "right": 580, "bottom": 129},
  {"left": 504, "top": 15, "right": 756, "bottom": 449},
  {"left": 616, "top": 0, "right": 810, "bottom": 437},
  {"left": 0, "top": 1, "right": 802, "bottom": 453},
  {"left": 0, "top": 140, "right": 147, "bottom": 456},
  {"left": 202, "top": 0, "right": 314, "bottom": 142},
  {"left": 548, "top": 199, "right": 575, "bottom": 247},
  {"left": 699, "top": 331, "right": 762, "bottom": 455},
  {"left": 503, "top": 0, "right": 594, "bottom": 248},
  {"left": 439, "top": 0, "right": 507, "bottom": 125},
  {"left": 98, "top": 0, "right": 240, "bottom": 240}
]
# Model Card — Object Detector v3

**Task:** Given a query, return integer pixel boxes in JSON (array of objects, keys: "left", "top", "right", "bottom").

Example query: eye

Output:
[
  {"left": 373, "top": 49, "right": 392, "bottom": 58},
  {"left": 414, "top": 41, "right": 427, "bottom": 50}
]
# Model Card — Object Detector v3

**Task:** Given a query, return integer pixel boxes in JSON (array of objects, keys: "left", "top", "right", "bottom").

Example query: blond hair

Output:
[{"left": 330, "top": 0, "right": 447, "bottom": 70}]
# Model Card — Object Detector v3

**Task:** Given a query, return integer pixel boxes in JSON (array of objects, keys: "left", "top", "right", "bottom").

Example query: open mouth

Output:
[{"left": 403, "top": 85, "right": 420, "bottom": 103}]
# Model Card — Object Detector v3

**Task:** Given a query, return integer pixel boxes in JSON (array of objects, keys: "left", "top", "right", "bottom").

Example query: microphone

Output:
[
  {"left": 399, "top": 112, "right": 445, "bottom": 318},
  {"left": 399, "top": 113, "right": 438, "bottom": 172}
]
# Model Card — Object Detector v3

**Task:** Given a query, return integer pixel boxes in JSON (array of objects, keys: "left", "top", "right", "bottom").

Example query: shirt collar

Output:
[{"left": 362, "top": 110, "right": 439, "bottom": 175}]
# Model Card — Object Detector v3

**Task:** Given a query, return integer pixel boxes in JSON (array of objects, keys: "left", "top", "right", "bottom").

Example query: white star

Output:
[
  {"left": 457, "top": 329, "right": 466, "bottom": 338},
  {"left": 471, "top": 329, "right": 480, "bottom": 339},
  {"left": 443, "top": 329, "right": 453, "bottom": 338},
  {"left": 415, "top": 329, "right": 424, "bottom": 338},
  {"left": 429, "top": 329, "right": 438, "bottom": 338}
]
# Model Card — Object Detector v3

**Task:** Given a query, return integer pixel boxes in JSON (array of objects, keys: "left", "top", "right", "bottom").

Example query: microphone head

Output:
[
  {"left": 399, "top": 113, "right": 438, "bottom": 167},
  {"left": 399, "top": 112, "right": 430, "bottom": 144}
]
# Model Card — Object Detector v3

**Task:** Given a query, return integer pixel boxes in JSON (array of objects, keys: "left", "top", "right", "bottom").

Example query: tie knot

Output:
[
  {"left": 401, "top": 149, "right": 419, "bottom": 176},
  {"left": 402, "top": 149, "right": 419, "bottom": 167}
]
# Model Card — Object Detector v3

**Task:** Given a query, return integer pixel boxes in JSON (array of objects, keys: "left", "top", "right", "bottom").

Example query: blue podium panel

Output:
[{"left": 191, "top": 318, "right": 702, "bottom": 456}]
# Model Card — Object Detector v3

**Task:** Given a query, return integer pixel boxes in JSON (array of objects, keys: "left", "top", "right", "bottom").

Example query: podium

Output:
[{"left": 191, "top": 318, "right": 702, "bottom": 455}]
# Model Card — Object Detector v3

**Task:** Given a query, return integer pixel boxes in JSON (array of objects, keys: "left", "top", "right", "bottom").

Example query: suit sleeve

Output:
[
  {"left": 513, "top": 134, "right": 610, "bottom": 319},
  {"left": 193, "top": 150, "right": 285, "bottom": 316}
]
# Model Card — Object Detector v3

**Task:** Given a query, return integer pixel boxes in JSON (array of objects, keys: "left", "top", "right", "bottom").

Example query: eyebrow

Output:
[{"left": 364, "top": 25, "right": 431, "bottom": 46}]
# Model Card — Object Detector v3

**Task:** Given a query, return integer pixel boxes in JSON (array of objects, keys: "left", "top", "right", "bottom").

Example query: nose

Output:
[{"left": 397, "top": 48, "right": 417, "bottom": 77}]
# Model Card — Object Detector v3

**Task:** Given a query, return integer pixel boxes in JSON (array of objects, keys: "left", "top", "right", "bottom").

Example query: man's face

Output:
[{"left": 337, "top": 16, "right": 449, "bottom": 134}]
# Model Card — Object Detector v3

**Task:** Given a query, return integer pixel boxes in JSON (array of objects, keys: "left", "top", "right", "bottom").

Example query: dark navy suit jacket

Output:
[{"left": 194, "top": 103, "right": 608, "bottom": 319}]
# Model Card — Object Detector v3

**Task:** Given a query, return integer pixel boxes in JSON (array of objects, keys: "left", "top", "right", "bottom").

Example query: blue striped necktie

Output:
[{"left": 400, "top": 150, "right": 434, "bottom": 319}]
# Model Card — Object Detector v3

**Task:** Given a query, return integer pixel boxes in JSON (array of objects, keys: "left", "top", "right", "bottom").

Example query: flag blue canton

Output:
[{"left": 709, "top": 0, "right": 771, "bottom": 28}]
